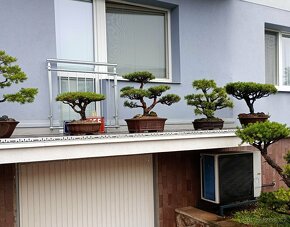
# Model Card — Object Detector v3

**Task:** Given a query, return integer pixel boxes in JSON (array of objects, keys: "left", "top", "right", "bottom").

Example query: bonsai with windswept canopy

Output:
[
  {"left": 120, "top": 71, "right": 180, "bottom": 116},
  {"left": 185, "top": 79, "right": 233, "bottom": 119},
  {"left": 225, "top": 82, "right": 277, "bottom": 114},
  {"left": 236, "top": 121, "right": 290, "bottom": 187},
  {"left": 0, "top": 50, "right": 38, "bottom": 106},
  {"left": 56, "top": 92, "right": 105, "bottom": 120}
]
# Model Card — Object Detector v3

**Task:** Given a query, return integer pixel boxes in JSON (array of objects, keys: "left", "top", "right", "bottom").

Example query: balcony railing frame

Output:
[{"left": 47, "top": 58, "right": 119, "bottom": 130}]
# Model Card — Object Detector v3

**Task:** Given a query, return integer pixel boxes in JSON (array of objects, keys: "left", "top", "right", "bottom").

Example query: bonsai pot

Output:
[
  {"left": 238, "top": 113, "right": 269, "bottom": 126},
  {"left": 66, "top": 120, "right": 101, "bottom": 135},
  {"left": 0, "top": 121, "right": 19, "bottom": 138},
  {"left": 125, "top": 117, "right": 167, "bottom": 133},
  {"left": 193, "top": 118, "right": 224, "bottom": 130}
]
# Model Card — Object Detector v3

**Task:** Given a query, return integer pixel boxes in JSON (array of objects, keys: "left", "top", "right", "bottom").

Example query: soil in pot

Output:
[
  {"left": 193, "top": 118, "right": 224, "bottom": 130},
  {"left": 125, "top": 116, "right": 167, "bottom": 133},
  {"left": 238, "top": 112, "right": 269, "bottom": 126},
  {"left": 67, "top": 120, "right": 101, "bottom": 135}
]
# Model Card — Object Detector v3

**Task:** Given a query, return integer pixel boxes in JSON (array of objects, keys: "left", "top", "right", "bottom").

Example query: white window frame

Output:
[
  {"left": 265, "top": 29, "right": 290, "bottom": 92},
  {"left": 93, "top": 0, "right": 172, "bottom": 82}
]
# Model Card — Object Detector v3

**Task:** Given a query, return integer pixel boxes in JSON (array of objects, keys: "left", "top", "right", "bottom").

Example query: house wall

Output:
[
  {"left": 0, "top": 164, "right": 15, "bottom": 227},
  {"left": 1, "top": 0, "right": 290, "bottom": 127}
]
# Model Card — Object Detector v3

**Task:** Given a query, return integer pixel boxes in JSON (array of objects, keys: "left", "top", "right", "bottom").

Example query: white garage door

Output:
[{"left": 19, "top": 155, "right": 154, "bottom": 227}]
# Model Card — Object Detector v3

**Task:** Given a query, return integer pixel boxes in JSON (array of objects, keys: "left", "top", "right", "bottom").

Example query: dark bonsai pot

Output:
[
  {"left": 0, "top": 121, "right": 19, "bottom": 138},
  {"left": 67, "top": 120, "right": 101, "bottom": 135},
  {"left": 125, "top": 117, "right": 167, "bottom": 133},
  {"left": 238, "top": 113, "right": 269, "bottom": 126},
  {"left": 193, "top": 118, "right": 224, "bottom": 130}
]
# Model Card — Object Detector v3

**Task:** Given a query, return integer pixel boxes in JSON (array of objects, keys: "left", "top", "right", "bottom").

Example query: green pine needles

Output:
[
  {"left": 236, "top": 121, "right": 290, "bottom": 187},
  {"left": 56, "top": 92, "right": 105, "bottom": 120},
  {"left": 120, "top": 71, "right": 180, "bottom": 116},
  {"left": 184, "top": 79, "right": 233, "bottom": 119},
  {"left": 225, "top": 82, "right": 277, "bottom": 114},
  {"left": 0, "top": 50, "right": 38, "bottom": 105}
]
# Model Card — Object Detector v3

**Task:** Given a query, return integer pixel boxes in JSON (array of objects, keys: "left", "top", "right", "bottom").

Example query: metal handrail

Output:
[{"left": 47, "top": 58, "right": 119, "bottom": 130}]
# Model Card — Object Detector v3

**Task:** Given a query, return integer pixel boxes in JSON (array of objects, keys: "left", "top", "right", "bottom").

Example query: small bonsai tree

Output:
[
  {"left": 0, "top": 50, "right": 38, "bottom": 119},
  {"left": 56, "top": 92, "right": 105, "bottom": 120},
  {"left": 120, "top": 71, "right": 180, "bottom": 117},
  {"left": 225, "top": 82, "right": 277, "bottom": 114},
  {"left": 184, "top": 79, "right": 233, "bottom": 120},
  {"left": 236, "top": 121, "right": 290, "bottom": 187}
]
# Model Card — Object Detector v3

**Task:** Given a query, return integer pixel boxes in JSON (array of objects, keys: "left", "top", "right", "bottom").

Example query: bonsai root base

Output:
[
  {"left": 125, "top": 117, "right": 167, "bottom": 133},
  {"left": 0, "top": 121, "right": 19, "bottom": 138}
]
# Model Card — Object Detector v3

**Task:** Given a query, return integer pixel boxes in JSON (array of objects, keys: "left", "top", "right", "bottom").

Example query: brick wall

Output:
[
  {"left": 157, "top": 151, "right": 201, "bottom": 227},
  {"left": 0, "top": 164, "right": 15, "bottom": 227}
]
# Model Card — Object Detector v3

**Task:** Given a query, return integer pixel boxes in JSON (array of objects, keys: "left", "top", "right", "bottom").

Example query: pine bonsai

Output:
[
  {"left": 0, "top": 50, "right": 38, "bottom": 120},
  {"left": 56, "top": 92, "right": 105, "bottom": 120},
  {"left": 225, "top": 82, "right": 277, "bottom": 115},
  {"left": 236, "top": 121, "right": 290, "bottom": 187},
  {"left": 120, "top": 71, "right": 180, "bottom": 117},
  {"left": 185, "top": 79, "right": 233, "bottom": 120}
]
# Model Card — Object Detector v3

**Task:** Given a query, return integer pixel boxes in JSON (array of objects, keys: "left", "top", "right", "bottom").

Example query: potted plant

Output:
[
  {"left": 225, "top": 82, "right": 277, "bottom": 126},
  {"left": 120, "top": 71, "right": 180, "bottom": 133},
  {"left": 56, "top": 91, "right": 105, "bottom": 135},
  {"left": 0, "top": 50, "right": 38, "bottom": 138},
  {"left": 184, "top": 79, "right": 233, "bottom": 130}
]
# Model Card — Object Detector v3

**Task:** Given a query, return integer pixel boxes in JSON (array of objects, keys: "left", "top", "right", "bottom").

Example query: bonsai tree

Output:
[
  {"left": 236, "top": 121, "right": 290, "bottom": 187},
  {"left": 185, "top": 79, "right": 233, "bottom": 121},
  {"left": 120, "top": 71, "right": 180, "bottom": 117},
  {"left": 0, "top": 50, "right": 38, "bottom": 119},
  {"left": 56, "top": 92, "right": 105, "bottom": 120},
  {"left": 225, "top": 82, "right": 277, "bottom": 115}
]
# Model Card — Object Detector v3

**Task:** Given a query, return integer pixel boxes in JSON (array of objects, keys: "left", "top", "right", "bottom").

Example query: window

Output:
[
  {"left": 106, "top": 2, "right": 170, "bottom": 79},
  {"left": 265, "top": 30, "right": 290, "bottom": 89}
]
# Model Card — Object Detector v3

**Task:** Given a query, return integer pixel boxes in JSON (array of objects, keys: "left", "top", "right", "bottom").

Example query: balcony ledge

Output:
[{"left": 0, "top": 129, "right": 244, "bottom": 164}]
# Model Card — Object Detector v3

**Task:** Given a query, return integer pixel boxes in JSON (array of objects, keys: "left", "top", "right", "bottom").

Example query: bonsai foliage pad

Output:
[{"left": 125, "top": 117, "right": 167, "bottom": 133}]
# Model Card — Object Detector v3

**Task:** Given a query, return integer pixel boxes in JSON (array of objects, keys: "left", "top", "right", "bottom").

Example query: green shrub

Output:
[
  {"left": 184, "top": 79, "right": 233, "bottom": 119},
  {"left": 233, "top": 207, "right": 290, "bottom": 226},
  {"left": 56, "top": 92, "right": 105, "bottom": 120},
  {"left": 120, "top": 71, "right": 180, "bottom": 116},
  {"left": 259, "top": 188, "right": 290, "bottom": 213},
  {"left": 225, "top": 82, "right": 277, "bottom": 114}
]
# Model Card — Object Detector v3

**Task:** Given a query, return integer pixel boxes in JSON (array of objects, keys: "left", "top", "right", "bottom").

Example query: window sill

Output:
[
  {"left": 117, "top": 76, "right": 181, "bottom": 84},
  {"left": 275, "top": 86, "right": 290, "bottom": 92}
]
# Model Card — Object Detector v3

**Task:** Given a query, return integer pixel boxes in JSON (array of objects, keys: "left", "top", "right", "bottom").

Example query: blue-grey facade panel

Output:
[{"left": 1, "top": 0, "right": 290, "bottom": 126}]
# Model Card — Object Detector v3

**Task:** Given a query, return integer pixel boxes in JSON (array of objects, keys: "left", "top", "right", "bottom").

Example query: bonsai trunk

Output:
[
  {"left": 80, "top": 110, "right": 86, "bottom": 120},
  {"left": 261, "top": 150, "right": 290, "bottom": 188},
  {"left": 245, "top": 98, "right": 255, "bottom": 114}
]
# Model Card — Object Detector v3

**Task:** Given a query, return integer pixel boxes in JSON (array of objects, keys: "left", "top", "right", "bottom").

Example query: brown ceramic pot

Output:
[
  {"left": 193, "top": 119, "right": 224, "bottom": 130},
  {"left": 238, "top": 113, "right": 269, "bottom": 126},
  {"left": 67, "top": 121, "right": 101, "bottom": 135},
  {"left": 0, "top": 121, "right": 19, "bottom": 138},
  {"left": 125, "top": 117, "right": 167, "bottom": 133}
]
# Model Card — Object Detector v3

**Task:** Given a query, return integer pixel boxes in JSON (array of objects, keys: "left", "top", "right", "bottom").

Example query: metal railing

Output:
[{"left": 47, "top": 58, "right": 119, "bottom": 129}]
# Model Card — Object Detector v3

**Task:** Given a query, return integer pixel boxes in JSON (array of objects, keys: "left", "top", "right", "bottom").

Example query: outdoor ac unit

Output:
[{"left": 200, "top": 152, "right": 261, "bottom": 204}]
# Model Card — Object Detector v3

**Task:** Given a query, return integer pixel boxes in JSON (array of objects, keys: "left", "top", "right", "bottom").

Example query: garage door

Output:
[{"left": 19, "top": 155, "right": 154, "bottom": 227}]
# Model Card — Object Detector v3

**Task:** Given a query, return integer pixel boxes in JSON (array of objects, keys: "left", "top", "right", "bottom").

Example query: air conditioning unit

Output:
[{"left": 200, "top": 152, "right": 261, "bottom": 204}]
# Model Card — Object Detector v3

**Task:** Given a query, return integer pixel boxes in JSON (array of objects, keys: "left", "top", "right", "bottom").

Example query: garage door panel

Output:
[{"left": 19, "top": 155, "right": 154, "bottom": 227}]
